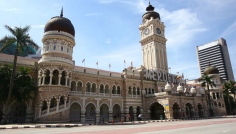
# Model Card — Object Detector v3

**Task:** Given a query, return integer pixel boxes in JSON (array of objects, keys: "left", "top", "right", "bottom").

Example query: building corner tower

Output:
[
  {"left": 36, "top": 9, "right": 75, "bottom": 121},
  {"left": 139, "top": 2, "right": 168, "bottom": 72}
]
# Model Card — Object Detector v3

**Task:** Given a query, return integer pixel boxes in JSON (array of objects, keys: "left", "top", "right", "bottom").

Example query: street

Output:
[{"left": 1, "top": 118, "right": 236, "bottom": 134}]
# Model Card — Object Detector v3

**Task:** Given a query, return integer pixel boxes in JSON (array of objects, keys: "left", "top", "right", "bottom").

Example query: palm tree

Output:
[
  {"left": 223, "top": 80, "right": 236, "bottom": 115},
  {"left": 0, "top": 25, "right": 38, "bottom": 123},
  {"left": 198, "top": 74, "right": 216, "bottom": 116}
]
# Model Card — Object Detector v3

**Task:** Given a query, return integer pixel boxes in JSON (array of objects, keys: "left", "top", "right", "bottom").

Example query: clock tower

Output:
[{"left": 139, "top": 2, "right": 168, "bottom": 72}]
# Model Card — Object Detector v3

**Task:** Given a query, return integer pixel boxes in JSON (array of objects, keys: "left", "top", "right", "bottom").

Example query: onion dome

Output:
[
  {"left": 44, "top": 8, "right": 75, "bottom": 36},
  {"left": 204, "top": 63, "right": 219, "bottom": 75},
  {"left": 177, "top": 83, "right": 183, "bottom": 93},
  {"left": 165, "top": 82, "right": 172, "bottom": 92},
  {"left": 190, "top": 87, "right": 196, "bottom": 94},
  {"left": 142, "top": 2, "right": 160, "bottom": 22},
  {"left": 199, "top": 87, "right": 205, "bottom": 94}
]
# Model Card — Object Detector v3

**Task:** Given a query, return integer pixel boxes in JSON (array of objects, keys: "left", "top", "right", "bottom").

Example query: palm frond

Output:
[
  {"left": 4, "top": 25, "right": 16, "bottom": 36},
  {"left": 0, "top": 36, "right": 16, "bottom": 52}
]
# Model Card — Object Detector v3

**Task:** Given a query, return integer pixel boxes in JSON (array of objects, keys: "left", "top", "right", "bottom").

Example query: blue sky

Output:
[{"left": 0, "top": 0, "right": 235, "bottom": 80}]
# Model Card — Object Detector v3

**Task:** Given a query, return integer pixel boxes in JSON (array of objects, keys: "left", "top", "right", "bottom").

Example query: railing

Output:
[
  {"left": 154, "top": 92, "right": 167, "bottom": 96},
  {"left": 85, "top": 92, "right": 97, "bottom": 95},
  {"left": 59, "top": 105, "right": 65, "bottom": 110},
  {"left": 41, "top": 110, "right": 47, "bottom": 115},
  {"left": 99, "top": 93, "right": 110, "bottom": 96},
  {"left": 38, "top": 85, "right": 70, "bottom": 91},
  {"left": 70, "top": 91, "right": 83, "bottom": 95},
  {"left": 38, "top": 56, "right": 74, "bottom": 65},
  {"left": 49, "top": 107, "right": 57, "bottom": 112}
]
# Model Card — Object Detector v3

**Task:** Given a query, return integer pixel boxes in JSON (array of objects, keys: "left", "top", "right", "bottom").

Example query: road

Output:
[{"left": 1, "top": 118, "right": 236, "bottom": 134}]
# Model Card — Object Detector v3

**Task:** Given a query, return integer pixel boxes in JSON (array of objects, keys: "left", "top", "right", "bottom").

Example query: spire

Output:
[
  {"left": 60, "top": 7, "right": 63, "bottom": 17},
  {"left": 146, "top": 1, "right": 155, "bottom": 11}
]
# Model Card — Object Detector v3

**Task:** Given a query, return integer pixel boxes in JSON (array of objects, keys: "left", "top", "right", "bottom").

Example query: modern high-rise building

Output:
[{"left": 196, "top": 38, "right": 234, "bottom": 81}]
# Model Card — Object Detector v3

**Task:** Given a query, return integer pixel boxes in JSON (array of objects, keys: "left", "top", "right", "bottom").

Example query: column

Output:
[
  {"left": 38, "top": 104, "right": 42, "bottom": 116},
  {"left": 42, "top": 73, "right": 45, "bottom": 85},
  {"left": 49, "top": 72, "right": 53, "bottom": 85},
  {"left": 47, "top": 102, "right": 50, "bottom": 114},
  {"left": 58, "top": 72, "right": 62, "bottom": 85},
  {"left": 64, "top": 97, "right": 67, "bottom": 109},
  {"left": 95, "top": 99, "right": 101, "bottom": 124},
  {"left": 65, "top": 75, "right": 69, "bottom": 86},
  {"left": 133, "top": 107, "right": 137, "bottom": 121},
  {"left": 108, "top": 99, "right": 113, "bottom": 122},
  {"left": 56, "top": 99, "right": 60, "bottom": 111},
  {"left": 38, "top": 76, "right": 41, "bottom": 86},
  {"left": 81, "top": 108, "right": 86, "bottom": 122}
]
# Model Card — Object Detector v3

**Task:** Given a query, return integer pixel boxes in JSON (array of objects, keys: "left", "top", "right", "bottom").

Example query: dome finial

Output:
[
  {"left": 149, "top": 1, "right": 151, "bottom": 5},
  {"left": 60, "top": 7, "right": 63, "bottom": 17},
  {"left": 146, "top": 1, "right": 155, "bottom": 11}
]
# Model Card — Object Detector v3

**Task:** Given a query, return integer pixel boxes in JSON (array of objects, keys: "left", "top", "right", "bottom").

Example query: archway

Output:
[
  {"left": 129, "top": 106, "right": 134, "bottom": 121},
  {"left": 186, "top": 103, "right": 194, "bottom": 118},
  {"left": 100, "top": 104, "right": 109, "bottom": 123},
  {"left": 0, "top": 102, "right": 4, "bottom": 122},
  {"left": 9, "top": 101, "right": 27, "bottom": 123},
  {"left": 113, "top": 104, "right": 121, "bottom": 122},
  {"left": 69, "top": 103, "right": 81, "bottom": 122},
  {"left": 198, "top": 103, "right": 204, "bottom": 117},
  {"left": 150, "top": 102, "right": 165, "bottom": 120},
  {"left": 85, "top": 103, "right": 96, "bottom": 122},
  {"left": 173, "top": 103, "right": 181, "bottom": 119},
  {"left": 136, "top": 106, "right": 141, "bottom": 120}
]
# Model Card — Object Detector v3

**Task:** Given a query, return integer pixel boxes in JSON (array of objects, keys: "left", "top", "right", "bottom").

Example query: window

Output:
[
  {"left": 47, "top": 46, "right": 49, "bottom": 51},
  {"left": 53, "top": 45, "right": 56, "bottom": 50},
  {"left": 61, "top": 46, "right": 63, "bottom": 51},
  {"left": 67, "top": 48, "right": 69, "bottom": 53}
]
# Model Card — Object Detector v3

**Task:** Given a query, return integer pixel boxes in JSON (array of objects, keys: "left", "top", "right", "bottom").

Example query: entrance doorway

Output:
[
  {"left": 173, "top": 103, "right": 181, "bottom": 119},
  {"left": 69, "top": 103, "right": 81, "bottom": 122},
  {"left": 150, "top": 102, "right": 165, "bottom": 120}
]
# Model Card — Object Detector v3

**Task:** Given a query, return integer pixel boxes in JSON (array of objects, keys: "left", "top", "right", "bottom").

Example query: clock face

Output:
[
  {"left": 156, "top": 28, "right": 161, "bottom": 34},
  {"left": 144, "top": 28, "right": 149, "bottom": 35}
]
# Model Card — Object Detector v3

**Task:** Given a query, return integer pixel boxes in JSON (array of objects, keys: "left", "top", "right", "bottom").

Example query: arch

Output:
[
  {"left": 112, "top": 85, "right": 116, "bottom": 94},
  {"left": 136, "top": 106, "right": 141, "bottom": 120},
  {"left": 133, "top": 87, "right": 136, "bottom": 95},
  {"left": 9, "top": 101, "right": 27, "bottom": 123},
  {"left": 100, "top": 103, "right": 109, "bottom": 123},
  {"left": 69, "top": 103, "right": 81, "bottom": 122},
  {"left": 185, "top": 103, "right": 194, "bottom": 118},
  {"left": 50, "top": 98, "right": 57, "bottom": 108},
  {"left": 152, "top": 89, "right": 155, "bottom": 94},
  {"left": 86, "top": 82, "right": 91, "bottom": 92},
  {"left": 128, "top": 86, "right": 132, "bottom": 95},
  {"left": 216, "top": 92, "right": 220, "bottom": 99},
  {"left": 214, "top": 101, "right": 217, "bottom": 107},
  {"left": 105, "top": 84, "right": 109, "bottom": 94},
  {"left": 71, "top": 81, "right": 76, "bottom": 91},
  {"left": 59, "top": 96, "right": 65, "bottom": 105},
  {"left": 52, "top": 70, "right": 59, "bottom": 85},
  {"left": 148, "top": 88, "right": 151, "bottom": 94},
  {"left": 44, "top": 69, "right": 50, "bottom": 85},
  {"left": 77, "top": 81, "right": 83, "bottom": 92},
  {"left": 85, "top": 103, "right": 96, "bottom": 122},
  {"left": 100, "top": 84, "right": 104, "bottom": 93},
  {"left": 212, "top": 92, "right": 216, "bottom": 99},
  {"left": 117, "top": 86, "right": 121, "bottom": 94},
  {"left": 145, "top": 88, "right": 147, "bottom": 94},
  {"left": 218, "top": 102, "right": 221, "bottom": 107},
  {"left": 137, "top": 87, "right": 140, "bottom": 95},
  {"left": 91, "top": 83, "right": 96, "bottom": 93},
  {"left": 41, "top": 100, "right": 47, "bottom": 111},
  {"left": 113, "top": 104, "right": 121, "bottom": 122},
  {"left": 61, "top": 71, "right": 66, "bottom": 85},
  {"left": 198, "top": 103, "right": 204, "bottom": 117},
  {"left": 150, "top": 102, "right": 165, "bottom": 120},
  {"left": 173, "top": 103, "right": 181, "bottom": 119},
  {"left": 129, "top": 106, "right": 134, "bottom": 121}
]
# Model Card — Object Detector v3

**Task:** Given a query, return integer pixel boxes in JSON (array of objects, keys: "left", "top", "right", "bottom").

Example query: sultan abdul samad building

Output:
[{"left": 0, "top": 3, "right": 226, "bottom": 123}]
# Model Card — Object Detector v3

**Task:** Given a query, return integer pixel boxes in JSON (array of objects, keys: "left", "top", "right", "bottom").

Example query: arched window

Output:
[
  {"left": 214, "top": 101, "right": 217, "bottom": 107},
  {"left": 59, "top": 96, "right": 64, "bottom": 105},
  {"left": 92, "top": 83, "right": 96, "bottom": 92},
  {"left": 61, "top": 71, "right": 66, "bottom": 85},
  {"left": 50, "top": 98, "right": 57, "bottom": 108},
  {"left": 53, "top": 45, "right": 56, "bottom": 50},
  {"left": 212, "top": 93, "right": 216, "bottom": 99},
  {"left": 216, "top": 92, "right": 220, "bottom": 99},
  {"left": 52, "top": 70, "right": 59, "bottom": 85},
  {"left": 71, "top": 81, "right": 76, "bottom": 91},
  {"left": 137, "top": 87, "right": 140, "bottom": 95},
  {"left": 42, "top": 101, "right": 47, "bottom": 111},
  {"left": 128, "top": 87, "right": 132, "bottom": 95},
  {"left": 105, "top": 84, "right": 109, "bottom": 94},
  {"left": 148, "top": 88, "right": 151, "bottom": 94},
  {"left": 112, "top": 85, "right": 116, "bottom": 94},
  {"left": 61, "top": 46, "right": 63, "bottom": 51},
  {"left": 86, "top": 83, "right": 91, "bottom": 92},
  {"left": 44, "top": 70, "right": 50, "bottom": 85},
  {"left": 133, "top": 87, "right": 136, "bottom": 95},
  {"left": 100, "top": 84, "right": 104, "bottom": 93},
  {"left": 152, "top": 89, "right": 154, "bottom": 94},
  {"left": 117, "top": 86, "right": 121, "bottom": 94},
  {"left": 77, "top": 81, "right": 82, "bottom": 92},
  {"left": 145, "top": 88, "right": 147, "bottom": 94}
]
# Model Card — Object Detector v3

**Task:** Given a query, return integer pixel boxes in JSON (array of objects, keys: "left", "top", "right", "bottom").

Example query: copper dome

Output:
[
  {"left": 142, "top": 3, "right": 160, "bottom": 21},
  {"left": 44, "top": 9, "right": 75, "bottom": 36},
  {"left": 204, "top": 65, "right": 219, "bottom": 75}
]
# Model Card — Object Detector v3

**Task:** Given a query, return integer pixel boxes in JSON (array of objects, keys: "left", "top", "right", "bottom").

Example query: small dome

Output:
[
  {"left": 177, "top": 84, "right": 183, "bottom": 92},
  {"left": 142, "top": 2, "right": 160, "bottom": 22},
  {"left": 190, "top": 87, "right": 196, "bottom": 94},
  {"left": 44, "top": 8, "right": 75, "bottom": 36},
  {"left": 165, "top": 82, "right": 172, "bottom": 92},
  {"left": 199, "top": 87, "right": 205, "bottom": 94},
  {"left": 204, "top": 65, "right": 219, "bottom": 75}
]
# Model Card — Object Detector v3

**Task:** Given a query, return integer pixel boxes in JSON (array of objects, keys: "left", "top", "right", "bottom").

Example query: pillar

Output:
[
  {"left": 47, "top": 102, "right": 50, "bottom": 114},
  {"left": 58, "top": 72, "right": 62, "bottom": 85},
  {"left": 49, "top": 72, "right": 53, "bottom": 85},
  {"left": 81, "top": 108, "right": 86, "bottom": 122},
  {"left": 56, "top": 99, "right": 60, "bottom": 111}
]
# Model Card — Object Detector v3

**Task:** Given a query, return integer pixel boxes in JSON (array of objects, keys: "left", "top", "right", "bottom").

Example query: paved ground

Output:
[{"left": 0, "top": 116, "right": 235, "bottom": 134}]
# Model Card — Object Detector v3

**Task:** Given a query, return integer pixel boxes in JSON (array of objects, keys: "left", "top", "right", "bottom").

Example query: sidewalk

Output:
[{"left": 0, "top": 116, "right": 234, "bottom": 129}]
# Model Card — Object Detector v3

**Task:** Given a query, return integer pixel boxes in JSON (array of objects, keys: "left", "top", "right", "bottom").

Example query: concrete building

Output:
[
  {"left": 196, "top": 38, "right": 234, "bottom": 81},
  {"left": 0, "top": 3, "right": 226, "bottom": 123}
]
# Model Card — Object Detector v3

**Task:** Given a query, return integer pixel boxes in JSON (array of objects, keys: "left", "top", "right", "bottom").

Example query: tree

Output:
[
  {"left": 0, "top": 25, "right": 38, "bottom": 123},
  {"left": 0, "top": 65, "right": 36, "bottom": 122},
  {"left": 223, "top": 80, "right": 236, "bottom": 114},
  {"left": 198, "top": 74, "right": 216, "bottom": 116}
]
